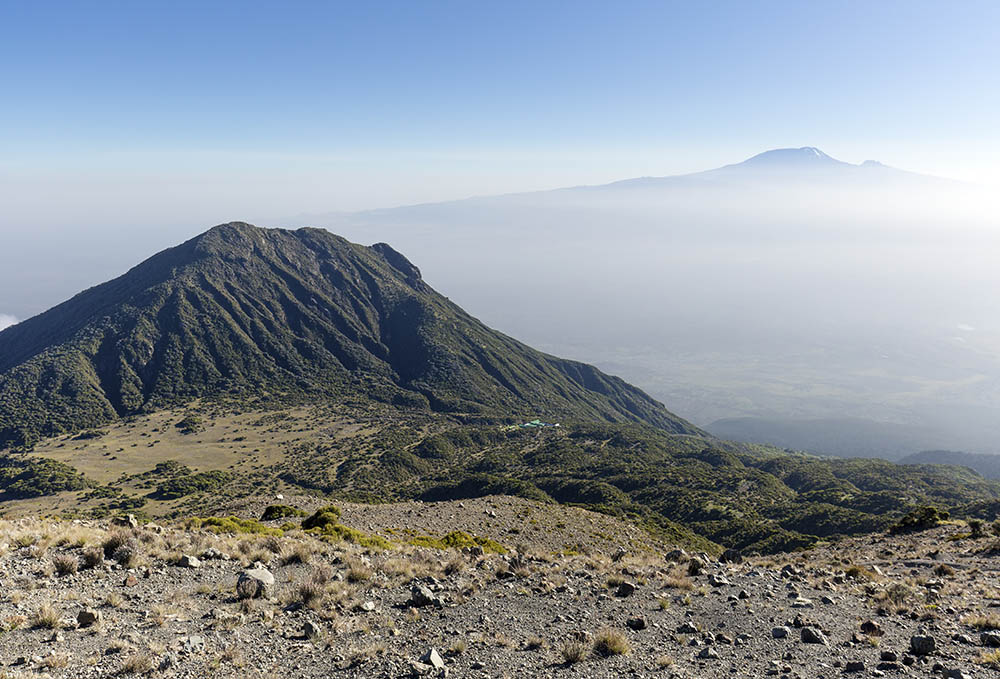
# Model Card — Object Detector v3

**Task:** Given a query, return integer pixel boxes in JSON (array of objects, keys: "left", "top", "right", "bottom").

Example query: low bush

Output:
[
  {"left": 261, "top": 504, "right": 306, "bottom": 521},
  {"left": 889, "top": 506, "right": 948, "bottom": 535}
]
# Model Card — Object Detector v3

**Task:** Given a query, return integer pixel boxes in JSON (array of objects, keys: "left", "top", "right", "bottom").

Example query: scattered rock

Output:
[
  {"left": 720, "top": 548, "right": 743, "bottom": 564},
  {"left": 76, "top": 609, "right": 100, "bottom": 628},
  {"left": 303, "top": 620, "right": 323, "bottom": 639},
  {"left": 626, "top": 617, "right": 646, "bottom": 631},
  {"left": 409, "top": 584, "right": 443, "bottom": 608},
  {"left": 801, "top": 627, "right": 828, "bottom": 645},
  {"left": 981, "top": 631, "right": 1000, "bottom": 648},
  {"left": 910, "top": 634, "right": 936, "bottom": 656},
  {"left": 860, "top": 619, "right": 883, "bottom": 636},
  {"left": 237, "top": 567, "right": 274, "bottom": 600},
  {"left": 615, "top": 581, "right": 637, "bottom": 597},
  {"left": 420, "top": 648, "right": 445, "bottom": 669}
]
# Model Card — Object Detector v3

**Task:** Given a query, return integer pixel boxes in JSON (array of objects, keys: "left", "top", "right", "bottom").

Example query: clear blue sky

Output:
[{"left": 1, "top": 0, "right": 998, "bottom": 220}]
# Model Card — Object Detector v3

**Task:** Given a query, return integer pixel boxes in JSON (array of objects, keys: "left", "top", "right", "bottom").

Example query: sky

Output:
[{"left": 1, "top": 0, "right": 999, "bottom": 232}]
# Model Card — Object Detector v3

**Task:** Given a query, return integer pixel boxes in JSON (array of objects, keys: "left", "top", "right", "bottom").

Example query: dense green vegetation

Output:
[
  {"left": 271, "top": 420, "right": 1000, "bottom": 554},
  {"left": 0, "top": 455, "right": 91, "bottom": 499},
  {"left": 0, "top": 222, "right": 696, "bottom": 449},
  {"left": 154, "top": 470, "right": 231, "bottom": 500},
  {"left": 900, "top": 450, "right": 1000, "bottom": 480}
]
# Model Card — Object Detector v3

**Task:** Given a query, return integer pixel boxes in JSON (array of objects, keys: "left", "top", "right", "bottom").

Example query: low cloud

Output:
[{"left": 0, "top": 314, "right": 18, "bottom": 331}]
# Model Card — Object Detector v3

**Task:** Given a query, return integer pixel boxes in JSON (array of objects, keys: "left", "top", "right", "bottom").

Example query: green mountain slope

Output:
[{"left": 0, "top": 223, "right": 698, "bottom": 448}]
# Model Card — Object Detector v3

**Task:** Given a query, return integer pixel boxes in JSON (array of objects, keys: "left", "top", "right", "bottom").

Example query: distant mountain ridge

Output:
[
  {"left": 596, "top": 146, "right": 946, "bottom": 191},
  {"left": 0, "top": 223, "right": 698, "bottom": 448}
]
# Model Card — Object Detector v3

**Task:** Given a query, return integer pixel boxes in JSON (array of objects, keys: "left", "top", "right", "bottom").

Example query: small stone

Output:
[
  {"left": 303, "top": 620, "right": 322, "bottom": 639},
  {"left": 981, "top": 631, "right": 1000, "bottom": 648},
  {"left": 409, "top": 585, "right": 442, "bottom": 608},
  {"left": 420, "top": 648, "right": 445, "bottom": 669},
  {"left": 720, "top": 548, "right": 743, "bottom": 564},
  {"left": 846, "top": 661, "right": 865, "bottom": 672},
  {"left": 861, "top": 620, "right": 883, "bottom": 636},
  {"left": 123, "top": 574, "right": 139, "bottom": 587},
  {"left": 772, "top": 626, "right": 790, "bottom": 639},
  {"left": 801, "top": 627, "right": 828, "bottom": 645},
  {"left": 77, "top": 609, "right": 101, "bottom": 628},
  {"left": 615, "top": 581, "right": 637, "bottom": 597},
  {"left": 665, "top": 549, "right": 688, "bottom": 562},
  {"left": 709, "top": 574, "right": 730, "bottom": 587},
  {"left": 178, "top": 635, "right": 206, "bottom": 654},
  {"left": 112, "top": 514, "right": 139, "bottom": 530},
  {"left": 179, "top": 554, "right": 201, "bottom": 569},
  {"left": 626, "top": 617, "right": 646, "bottom": 631},
  {"left": 698, "top": 647, "right": 719, "bottom": 659}
]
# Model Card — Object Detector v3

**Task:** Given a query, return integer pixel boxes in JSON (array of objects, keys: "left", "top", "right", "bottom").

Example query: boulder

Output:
[
  {"left": 420, "top": 648, "right": 445, "bottom": 669},
  {"left": 910, "top": 634, "right": 936, "bottom": 656},
  {"left": 237, "top": 567, "right": 275, "bottom": 600}
]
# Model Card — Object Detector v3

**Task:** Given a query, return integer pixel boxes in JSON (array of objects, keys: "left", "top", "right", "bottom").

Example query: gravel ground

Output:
[{"left": 0, "top": 515, "right": 993, "bottom": 678}]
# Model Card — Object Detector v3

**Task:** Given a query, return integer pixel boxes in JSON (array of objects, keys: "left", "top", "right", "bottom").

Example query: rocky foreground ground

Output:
[{"left": 0, "top": 499, "right": 998, "bottom": 678}]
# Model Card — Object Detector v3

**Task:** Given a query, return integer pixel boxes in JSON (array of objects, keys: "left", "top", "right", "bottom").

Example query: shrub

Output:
[
  {"left": 261, "top": 505, "right": 306, "bottom": 521},
  {"left": 301, "top": 505, "right": 342, "bottom": 531},
  {"left": 30, "top": 604, "right": 60, "bottom": 629},
  {"left": 81, "top": 546, "right": 104, "bottom": 569},
  {"left": 969, "top": 519, "right": 986, "bottom": 539},
  {"left": 889, "top": 506, "right": 948, "bottom": 535},
  {"left": 845, "top": 564, "right": 877, "bottom": 581},
  {"left": 406, "top": 531, "right": 507, "bottom": 554},
  {"left": 934, "top": 563, "right": 955, "bottom": 577},
  {"left": 0, "top": 456, "right": 90, "bottom": 499},
  {"left": 593, "top": 628, "right": 629, "bottom": 657},
  {"left": 560, "top": 640, "right": 589, "bottom": 664},
  {"left": 52, "top": 554, "right": 78, "bottom": 576},
  {"left": 120, "top": 652, "right": 153, "bottom": 675},
  {"left": 174, "top": 415, "right": 203, "bottom": 434},
  {"left": 154, "top": 470, "right": 230, "bottom": 499},
  {"left": 301, "top": 506, "right": 389, "bottom": 549}
]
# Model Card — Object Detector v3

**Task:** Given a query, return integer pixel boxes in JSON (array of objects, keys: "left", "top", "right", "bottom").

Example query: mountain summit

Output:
[
  {"left": 735, "top": 146, "right": 845, "bottom": 167},
  {"left": 0, "top": 223, "right": 697, "bottom": 447}
]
